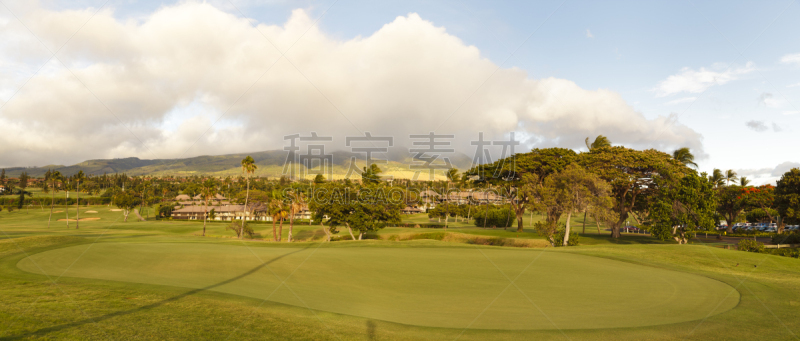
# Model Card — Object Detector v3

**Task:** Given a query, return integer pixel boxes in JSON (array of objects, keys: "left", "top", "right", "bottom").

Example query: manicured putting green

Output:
[{"left": 18, "top": 243, "right": 739, "bottom": 330}]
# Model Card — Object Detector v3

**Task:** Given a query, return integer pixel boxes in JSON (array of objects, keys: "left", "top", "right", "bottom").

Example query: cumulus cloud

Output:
[
  {"left": 781, "top": 53, "right": 800, "bottom": 65},
  {"left": 0, "top": 2, "right": 705, "bottom": 167},
  {"left": 654, "top": 63, "right": 754, "bottom": 97},
  {"left": 736, "top": 161, "right": 800, "bottom": 185}
]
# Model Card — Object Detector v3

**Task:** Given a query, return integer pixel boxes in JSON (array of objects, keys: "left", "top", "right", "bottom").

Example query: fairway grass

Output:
[
  {"left": 2, "top": 206, "right": 800, "bottom": 340},
  {"left": 18, "top": 243, "right": 739, "bottom": 330}
]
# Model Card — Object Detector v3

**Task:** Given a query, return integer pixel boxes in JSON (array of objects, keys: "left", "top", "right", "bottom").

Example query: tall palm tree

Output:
[
  {"left": 709, "top": 169, "right": 725, "bottom": 188},
  {"left": 724, "top": 169, "right": 738, "bottom": 186},
  {"left": 240, "top": 156, "right": 257, "bottom": 239},
  {"left": 64, "top": 177, "right": 70, "bottom": 227},
  {"left": 585, "top": 135, "right": 611, "bottom": 150},
  {"left": 47, "top": 170, "right": 62, "bottom": 228},
  {"left": 200, "top": 179, "right": 216, "bottom": 236},
  {"left": 287, "top": 190, "right": 305, "bottom": 242},
  {"left": 269, "top": 196, "right": 287, "bottom": 242},
  {"left": 74, "top": 171, "right": 85, "bottom": 229},
  {"left": 672, "top": 147, "right": 698, "bottom": 168},
  {"left": 739, "top": 177, "right": 751, "bottom": 186}
]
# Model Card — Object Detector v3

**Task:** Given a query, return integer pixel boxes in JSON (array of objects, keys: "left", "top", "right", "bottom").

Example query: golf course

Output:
[{"left": 1, "top": 206, "right": 799, "bottom": 340}]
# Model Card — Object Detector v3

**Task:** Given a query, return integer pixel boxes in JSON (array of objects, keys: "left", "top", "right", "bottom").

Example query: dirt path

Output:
[{"left": 133, "top": 209, "right": 145, "bottom": 221}]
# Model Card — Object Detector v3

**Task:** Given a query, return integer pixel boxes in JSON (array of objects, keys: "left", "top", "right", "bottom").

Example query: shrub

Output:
[
  {"left": 771, "top": 233, "right": 800, "bottom": 245},
  {"left": 738, "top": 239, "right": 765, "bottom": 253},
  {"left": 769, "top": 248, "right": 800, "bottom": 258},
  {"left": 158, "top": 204, "right": 176, "bottom": 219},
  {"left": 226, "top": 221, "right": 255, "bottom": 239},
  {"left": 554, "top": 229, "right": 580, "bottom": 246},
  {"left": 473, "top": 207, "right": 516, "bottom": 228}
]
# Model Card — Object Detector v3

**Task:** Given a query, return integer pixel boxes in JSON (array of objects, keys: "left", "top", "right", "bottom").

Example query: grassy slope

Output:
[{"left": 0, "top": 207, "right": 799, "bottom": 340}]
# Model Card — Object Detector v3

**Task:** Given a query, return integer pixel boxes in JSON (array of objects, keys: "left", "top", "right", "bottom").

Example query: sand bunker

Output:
[
  {"left": 53, "top": 210, "right": 64, "bottom": 213},
  {"left": 84, "top": 211, "right": 98, "bottom": 213},
  {"left": 110, "top": 209, "right": 123, "bottom": 212},
  {"left": 57, "top": 218, "right": 101, "bottom": 222}
]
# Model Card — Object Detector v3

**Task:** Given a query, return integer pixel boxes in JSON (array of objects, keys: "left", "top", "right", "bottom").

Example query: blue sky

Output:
[{"left": 2, "top": 0, "right": 799, "bottom": 183}]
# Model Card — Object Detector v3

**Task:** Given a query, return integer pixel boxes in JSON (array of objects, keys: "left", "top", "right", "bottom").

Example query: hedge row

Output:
[{"left": 0, "top": 197, "right": 112, "bottom": 206}]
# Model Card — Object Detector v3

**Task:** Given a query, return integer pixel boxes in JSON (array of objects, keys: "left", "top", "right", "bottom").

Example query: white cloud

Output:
[
  {"left": 585, "top": 29, "right": 593, "bottom": 38},
  {"left": 758, "top": 92, "right": 782, "bottom": 108},
  {"left": 781, "top": 53, "right": 800, "bottom": 65},
  {"left": 745, "top": 120, "right": 768, "bottom": 132},
  {"left": 0, "top": 2, "right": 706, "bottom": 167},
  {"left": 745, "top": 120, "right": 782, "bottom": 133},
  {"left": 664, "top": 97, "right": 696, "bottom": 106},
  {"left": 783, "top": 111, "right": 800, "bottom": 116},
  {"left": 788, "top": 82, "right": 800, "bottom": 88},
  {"left": 736, "top": 161, "right": 800, "bottom": 186},
  {"left": 654, "top": 63, "right": 755, "bottom": 97}
]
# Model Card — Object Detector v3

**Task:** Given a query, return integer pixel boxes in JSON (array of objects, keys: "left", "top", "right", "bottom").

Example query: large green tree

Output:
[
  {"left": 114, "top": 191, "right": 140, "bottom": 222},
  {"left": 469, "top": 147, "right": 579, "bottom": 232},
  {"left": 528, "top": 164, "right": 612, "bottom": 245},
  {"left": 775, "top": 168, "right": 800, "bottom": 229},
  {"left": 716, "top": 185, "right": 748, "bottom": 234},
  {"left": 741, "top": 185, "right": 777, "bottom": 225},
  {"left": 648, "top": 172, "right": 717, "bottom": 244},
  {"left": 581, "top": 146, "right": 685, "bottom": 238},
  {"left": 310, "top": 183, "right": 403, "bottom": 240}
]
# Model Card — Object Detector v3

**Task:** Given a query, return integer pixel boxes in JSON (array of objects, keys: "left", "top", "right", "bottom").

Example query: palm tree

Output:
[
  {"left": 268, "top": 195, "right": 287, "bottom": 242},
  {"left": 74, "top": 171, "right": 85, "bottom": 229},
  {"left": 64, "top": 177, "right": 70, "bottom": 227},
  {"left": 47, "top": 170, "right": 62, "bottom": 228},
  {"left": 240, "top": 156, "right": 258, "bottom": 239},
  {"left": 740, "top": 177, "right": 751, "bottom": 186},
  {"left": 585, "top": 135, "right": 611, "bottom": 150},
  {"left": 200, "top": 179, "right": 216, "bottom": 236},
  {"left": 672, "top": 147, "right": 698, "bottom": 168},
  {"left": 287, "top": 190, "right": 306, "bottom": 242},
  {"left": 709, "top": 169, "right": 725, "bottom": 188},
  {"left": 724, "top": 169, "right": 738, "bottom": 186}
]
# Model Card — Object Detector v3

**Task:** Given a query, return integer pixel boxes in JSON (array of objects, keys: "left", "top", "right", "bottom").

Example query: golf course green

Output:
[{"left": 18, "top": 242, "right": 739, "bottom": 330}]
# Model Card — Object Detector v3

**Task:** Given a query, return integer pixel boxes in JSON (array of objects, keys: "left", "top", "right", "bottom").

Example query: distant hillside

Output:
[{"left": 3, "top": 149, "right": 476, "bottom": 180}]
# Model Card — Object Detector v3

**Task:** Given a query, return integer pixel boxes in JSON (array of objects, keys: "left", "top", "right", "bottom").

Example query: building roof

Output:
[
  {"left": 419, "top": 190, "right": 440, "bottom": 198},
  {"left": 172, "top": 203, "right": 267, "bottom": 213}
]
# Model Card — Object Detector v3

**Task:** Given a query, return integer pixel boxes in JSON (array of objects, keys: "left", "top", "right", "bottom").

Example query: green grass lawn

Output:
[{"left": 1, "top": 206, "right": 799, "bottom": 340}]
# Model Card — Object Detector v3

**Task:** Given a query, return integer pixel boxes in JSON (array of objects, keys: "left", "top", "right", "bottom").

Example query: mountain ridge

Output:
[{"left": 2, "top": 150, "right": 476, "bottom": 180}]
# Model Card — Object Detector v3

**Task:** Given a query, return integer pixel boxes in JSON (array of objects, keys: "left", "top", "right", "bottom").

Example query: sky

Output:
[{"left": 0, "top": 0, "right": 798, "bottom": 184}]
